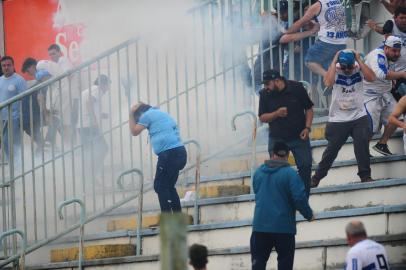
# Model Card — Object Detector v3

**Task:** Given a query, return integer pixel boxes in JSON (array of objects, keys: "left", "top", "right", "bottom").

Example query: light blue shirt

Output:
[
  {"left": 138, "top": 108, "right": 183, "bottom": 155},
  {"left": 0, "top": 73, "right": 27, "bottom": 120}
]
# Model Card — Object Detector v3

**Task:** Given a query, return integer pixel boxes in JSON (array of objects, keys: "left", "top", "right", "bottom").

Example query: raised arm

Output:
[{"left": 285, "top": 2, "right": 321, "bottom": 34}]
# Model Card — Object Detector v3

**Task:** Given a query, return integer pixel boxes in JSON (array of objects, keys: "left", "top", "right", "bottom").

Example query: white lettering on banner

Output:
[
  {"left": 55, "top": 32, "right": 69, "bottom": 56},
  {"left": 54, "top": 24, "right": 85, "bottom": 65}
]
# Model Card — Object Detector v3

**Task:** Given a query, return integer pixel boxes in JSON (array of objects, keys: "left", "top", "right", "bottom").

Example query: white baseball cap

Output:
[{"left": 384, "top": 35, "right": 402, "bottom": 49}]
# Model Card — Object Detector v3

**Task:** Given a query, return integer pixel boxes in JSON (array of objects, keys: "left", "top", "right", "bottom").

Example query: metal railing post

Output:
[
  {"left": 231, "top": 111, "right": 258, "bottom": 194},
  {"left": 0, "top": 229, "right": 26, "bottom": 270},
  {"left": 117, "top": 169, "right": 144, "bottom": 256},
  {"left": 58, "top": 198, "right": 86, "bottom": 270},
  {"left": 183, "top": 139, "right": 201, "bottom": 225}
]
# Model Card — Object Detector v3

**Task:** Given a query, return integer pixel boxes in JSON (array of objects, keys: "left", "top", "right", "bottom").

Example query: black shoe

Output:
[
  {"left": 310, "top": 175, "right": 321, "bottom": 188},
  {"left": 361, "top": 176, "right": 374, "bottom": 183},
  {"left": 372, "top": 143, "right": 393, "bottom": 156}
]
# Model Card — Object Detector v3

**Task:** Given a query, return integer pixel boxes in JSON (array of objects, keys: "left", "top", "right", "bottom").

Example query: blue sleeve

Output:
[
  {"left": 253, "top": 168, "right": 262, "bottom": 194},
  {"left": 137, "top": 111, "right": 150, "bottom": 127},
  {"left": 289, "top": 171, "right": 313, "bottom": 220}
]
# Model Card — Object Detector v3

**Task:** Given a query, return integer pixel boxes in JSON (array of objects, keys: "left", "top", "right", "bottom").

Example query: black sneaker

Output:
[
  {"left": 310, "top": 175, "right": 321, "bottom": 188},
  {"left": 372, "top": 143, "right": 393, "bottom": 156},
  {"left": 361, "top": 176, "right": 374, "bottom": 183}
]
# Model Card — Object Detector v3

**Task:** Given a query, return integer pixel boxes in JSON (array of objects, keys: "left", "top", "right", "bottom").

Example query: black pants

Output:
[
  {"left": 250, "top": 231, "right": 295, "bottom": 270},
  {"left": 314, "top": 116, "right": 371, "bottom": 181},
  {"left": 154, "top": 146, "right": 187, "bottom": 213}
]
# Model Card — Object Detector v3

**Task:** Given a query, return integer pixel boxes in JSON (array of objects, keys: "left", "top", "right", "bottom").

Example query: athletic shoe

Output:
[
  {"left": 372, "top": 143, "right": 393, "bottom": 156},
  {"left": 361, "top": 176, "right": 374, "bottom": 183},
  {"left": 310, "top": 175, "right": 321, "bottom": 188}
]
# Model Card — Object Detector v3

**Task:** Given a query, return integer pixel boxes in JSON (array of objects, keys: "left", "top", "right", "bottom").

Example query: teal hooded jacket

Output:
[{"left": 252, "top": 159, "right": 313, "bottom": 234}]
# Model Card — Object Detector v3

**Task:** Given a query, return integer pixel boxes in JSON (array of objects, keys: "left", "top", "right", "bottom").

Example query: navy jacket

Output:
[{"left": 252, "top": 159, "right": 313, "bottom": 234}]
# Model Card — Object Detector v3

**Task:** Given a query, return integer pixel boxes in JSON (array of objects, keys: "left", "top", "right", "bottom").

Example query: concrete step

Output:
[
  {"left": 185, "top": 155, "right": 406, "bottom": 188},
  {"left": 25, "top": 234, "right": 406, "bottom": 270},
  {"left": 107, "top": 214, "right": 194, "bottom": 231},
  {"left": 213, "top": 132, "right": 404, "bottom": 175},
  {"left": 106, "top": 179, "right": 406, "bottom": 233},
  {"left": 20, "top": 156, "right": 403, "bottom": 243},
  {"left": 23, "top": 204, "right": 406, "bottom": 266},
  {"left": 50, "top": 243, "right": 135, "bottom": 262},
  {"left": 181, "top": 179, "right": 406, "bottom": 223}
]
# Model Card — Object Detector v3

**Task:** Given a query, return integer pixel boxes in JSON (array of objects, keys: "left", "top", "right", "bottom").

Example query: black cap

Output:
[
  {"left": 262, "top": 69, "right": 282, "bottom": 83},
  {"left": 273, "top": 142, "right": 289, "bottom": 157}
]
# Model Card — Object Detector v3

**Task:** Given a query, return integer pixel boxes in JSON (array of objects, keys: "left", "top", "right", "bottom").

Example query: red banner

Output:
[{"left": 3, "top": 0, "right": 84, "bottom": 79}]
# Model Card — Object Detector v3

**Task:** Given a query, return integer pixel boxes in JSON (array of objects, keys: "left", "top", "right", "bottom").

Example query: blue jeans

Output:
[
  {"left": 3, "top": 119, "right": 22, "bottom": 169},
  {"left": 154, "top": 146, "right": 187, "bottom": 213},
  {"left": 268, "top": 137, "right": 312, "bottom": 196},
  {"left": 250, "top": 231, "right": 295, "bottom": 270},
  {"left": 305, "top": 40, "right": 346, "bottom": 70}
]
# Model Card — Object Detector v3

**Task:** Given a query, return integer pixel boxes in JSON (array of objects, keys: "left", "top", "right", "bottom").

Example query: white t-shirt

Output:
[
  {"left": 81, "top": 85, "right": 103, "bottom": 128},
  {"left": 363, "top": 47, "right": 392, "bottom": 95},
  {"left": 57, "top": 56, "right": 73, "bottom": 72},
  {"left": 329, "top": 63, "right": 366, "bottom": 122},
  {"left": 317, "top": 0, "right": 348, "bottom": 45},
  {"left": 345, "top": 239, "right": 389, "bottom": 270}
]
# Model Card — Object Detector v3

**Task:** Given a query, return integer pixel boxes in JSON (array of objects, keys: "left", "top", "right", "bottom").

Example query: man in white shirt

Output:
[
  {"left": 48, "top": 44, "right": 79, "bottom": 143},
  {"left": 364, "top": 36, "right": 406, "bottom": 156},
  {"left": 285, "top": 0, "right": 347, "bottom": 78},
  {"left": 79, "top": 74, "right": 110, "bottom": 179},
  {"left": 345, "top": 221, "right": 390, "bottom": 270},
  {"left": 311, "top": 49, "right": 376, "bottom": 188},
  {"left": 48, "top": 44, "right": 73, "bottom": 72}
]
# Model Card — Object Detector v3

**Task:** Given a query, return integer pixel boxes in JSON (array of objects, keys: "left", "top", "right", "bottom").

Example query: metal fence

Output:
[{"left": 0, "top": 0, "right": 360, "bottom": 266}]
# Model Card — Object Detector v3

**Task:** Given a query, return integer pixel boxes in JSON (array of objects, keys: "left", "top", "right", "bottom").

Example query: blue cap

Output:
[
  {"left": 338, "top": 50, "right": 355, "bottom": 67},
  {"left": 35, "top": 69, "right": 51, "bottom": 81}
]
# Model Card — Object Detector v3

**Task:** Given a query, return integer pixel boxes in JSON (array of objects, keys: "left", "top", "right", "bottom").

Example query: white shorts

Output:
[{"left": 364, "top": 92, "right": 397, "bottom": 134}]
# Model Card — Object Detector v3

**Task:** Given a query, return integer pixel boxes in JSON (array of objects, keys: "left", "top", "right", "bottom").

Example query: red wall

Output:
[{"left": 3, "top": 0, "right": 84, "bottom": 79}]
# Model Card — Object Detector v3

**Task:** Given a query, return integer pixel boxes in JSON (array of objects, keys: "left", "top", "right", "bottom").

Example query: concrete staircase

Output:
[{"left": 4, "top": 126, "right": 406, "bottom": 270}]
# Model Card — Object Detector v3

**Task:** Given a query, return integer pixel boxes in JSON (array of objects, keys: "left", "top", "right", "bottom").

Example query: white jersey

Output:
[
  {"left": 329, "top": 63, "right": 366, "bottom": 122},
  {"left": 391, "top": 20, "right": 406, "bottom": 72},
  {"left": 345, "top": 239, "right": 389, "bottom": 270},
  {"left": 317, "top": 0, "right": 348, "bottom": 45},
  {"left": 363, "top": 47, "right": 392, "bottom": 95}
]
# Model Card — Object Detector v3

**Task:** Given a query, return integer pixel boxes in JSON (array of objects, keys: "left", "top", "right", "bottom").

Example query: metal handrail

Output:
[
  {"left": 0, "top": 38, "right": 139, "bottom": 110},
  {"left": 116, "top": 168, "right": 144, "bottom": 256},
  {"left": 57, "top": 199, "right": 86, "bottom": 270},
  {"left": 0, "top": 229, "right": 26, "bottom": 270},
  {"left": 231, "top": 111, "right": 258, "bottom": 194},
  {"left": 183, "top": 139, "right": 201, "bottom": 225}
]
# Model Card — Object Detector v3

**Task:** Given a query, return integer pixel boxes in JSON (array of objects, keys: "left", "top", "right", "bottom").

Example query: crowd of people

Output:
[
  {"left": 251, "top": 1, "right": 406, "bottom": 269},
  {"left": 1, "top": 1, "right": 406, "bottom": 269},
  {"left": 0, "top": 44, "right": 110, "bottom": 174}
]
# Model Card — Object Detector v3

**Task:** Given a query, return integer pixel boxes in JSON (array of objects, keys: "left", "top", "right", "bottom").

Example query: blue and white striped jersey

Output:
[
  {"left": 345, "top": 239, "right": 389, "bottom": 270},
  {"left": 363, "top": 47, "right": 392, "bottom": 95}
]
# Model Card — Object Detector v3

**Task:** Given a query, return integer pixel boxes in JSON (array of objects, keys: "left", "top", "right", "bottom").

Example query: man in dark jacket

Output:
[
  {"left": 258, "top": 69, "right": 314, "bottom": 195},
  {"left": 250, "top": 142, "right": 314, "bottom": 270}
]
